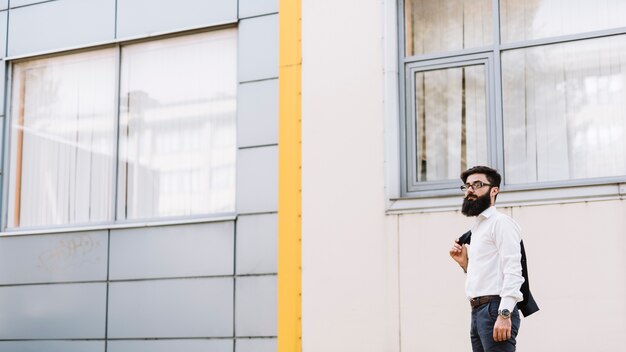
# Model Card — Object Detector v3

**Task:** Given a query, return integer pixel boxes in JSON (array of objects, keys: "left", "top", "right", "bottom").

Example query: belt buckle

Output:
[{"left": 470, "top": 297, "right": 478, "bottom": 308}]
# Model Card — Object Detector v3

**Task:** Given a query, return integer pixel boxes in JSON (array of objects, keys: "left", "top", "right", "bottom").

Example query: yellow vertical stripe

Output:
[{"left": 278, "top": 1, "right": 302, "bottom": 352}]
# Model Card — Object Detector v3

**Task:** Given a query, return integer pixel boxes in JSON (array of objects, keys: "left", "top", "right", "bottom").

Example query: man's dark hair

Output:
[{"left": 460, "top": 165, "right": 501, "bottom": 188}]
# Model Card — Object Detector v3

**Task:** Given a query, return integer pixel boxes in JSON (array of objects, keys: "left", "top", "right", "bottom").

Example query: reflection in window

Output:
[
  {"left": 500, "top": 0, "right": 626, "bottom": 43},
  {"left": 502, "top": 35, "right": 626, "bottom": 184},
  {"left": 118, "top": 30, "right": 237, "bottom": 219},
  {"left": 8, "top": 49, "right": 117, "bottom": 228},
  {"left": 7, "top": 29, "right": 237, "bottom": 229},
  {"left": 404, "top": 0, "right": 492, "bottom": 56},
  {"left": 413, "top": 65, "right": 488, "bottom": 182}
]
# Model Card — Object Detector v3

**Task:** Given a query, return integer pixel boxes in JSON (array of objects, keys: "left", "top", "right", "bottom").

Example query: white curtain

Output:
[
  {"left": 118, "top": 29, "right": 237, "bottom": 220},
  {"left": 8, "top": 49, "right": 117, "bottom": 228},
  {"left": 500, "top": 0, "right": 626, "bottom": 43},
  {"left": 8, "top": 29, "right": 238, "bottom": 228},
  {"left": 415, "top": 65, "right": 488, "bottom": 182},
  {"left": 502, "top": 35, "right": 626, "bottom": 184},
  {"left": 405, "top": 0, "right": 492, "bottom": 56}
]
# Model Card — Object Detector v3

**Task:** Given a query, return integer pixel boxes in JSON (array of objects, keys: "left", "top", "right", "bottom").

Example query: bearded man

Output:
[{"left": 449, "top": 166, "right": 535, "bottom": 352}]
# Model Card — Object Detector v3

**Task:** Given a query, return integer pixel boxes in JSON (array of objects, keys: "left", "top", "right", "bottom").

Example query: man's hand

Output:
[
  {"left": 449, "top": 239, "right": 468, "bottom": 272},
  {"left": 493, "top": 316, "right": 512, "bottom": 342}
]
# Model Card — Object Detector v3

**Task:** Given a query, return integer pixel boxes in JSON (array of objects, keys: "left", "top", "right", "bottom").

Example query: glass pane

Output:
[
  {"left": 118, "top": 29, "right": 237, "bottom": 220},
  {"left": 413, "top": 65, "right": 488, "bottom": 182},
  {"left": 502, "top": 35, "right": 626, "bottom": 184},
  {"left": 405, "top": 0, "right": 492, "bottom": 56},
  {"left": 501, "top": 0, "right": 626, "bottom": 43},
  {"left": 8, "top": 49, "right": 117, "bottom": 228}
]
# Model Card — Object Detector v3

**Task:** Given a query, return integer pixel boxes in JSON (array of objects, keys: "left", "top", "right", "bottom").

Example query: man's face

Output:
[{"left": 461, "top": 173, "right": 496, "bottom": 217}]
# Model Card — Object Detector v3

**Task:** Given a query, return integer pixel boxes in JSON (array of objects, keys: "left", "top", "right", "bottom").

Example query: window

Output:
[
  {"left": 406, "top": 58, "right": 491, "bottom": 191},
  {"left": 502, "top": 36, "right": 626, "bottom": 184},
  {"left": 8, "top": 49, "right": 117, "bottom": 228},
  {"left": 404, "top": 0, "right": 493, "bottom": 56},
  {"left": 401, "top": 0, "right": 626, "bottom": 196},
  {"left": 6, "top": 29, "right": 237, "bottom": 229}
]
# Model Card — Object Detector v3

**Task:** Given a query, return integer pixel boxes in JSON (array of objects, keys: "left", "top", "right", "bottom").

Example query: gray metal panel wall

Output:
[
  {"left": 236, "top": 214, "right": 277, "bottom": 275},
  {"left": 234, "top": 4, "right": 279, "bottom": 348},
  {"left": 0, "top": 11, "right": 6, "bottom": 57},
  {"left": 0, "top": 0, "right": 279, "bottom": 346},
  {"left": 238, "top": 0, "right": 278, "bottom": 19},
  {"left": 0, "top": 341, "right": 105, "bottom": 352},
  {"left": 0, "top": 283, "right": 107, "bottom": 339},
  {"left": 0, "top": 231, "right": 108, "bottom": 285},
  {"left": 0, "top": 60, "right": 6, "bottom": 112},
  {"left": 109, "top": 222, "right": 234, "bottom": 280},
  {"left": 107, "top": 340, "right": 233, "bottom": 352},
  {"left": 236, "top": 146, "right": 278, "bottom": 214},
  {"left": 116, "top": 0, "right": 237, "bottom": 39},
  {"left": 236, "top": 338, "right": 277, "bottom": 352},
  {"left": 237, "top": 79, "right": 278, "bottom": 148},
  {"left": 235, "top": 276, "right": 277, "bottom": 337},
  {"left": 7, "top": 0, "right": 115, "bottom": 57},
  {"left": 238, "top": 14, "right": 278, "bottom": 82},
  {"left": 107, "top": 278, "right": 234, "bottom": 338},
  {"left": 9, "top": 0, "right": 49, "bottom": 8}
]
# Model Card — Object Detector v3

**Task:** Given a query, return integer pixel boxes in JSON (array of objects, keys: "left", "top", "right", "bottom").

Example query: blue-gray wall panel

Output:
[
  {"left": 237, "top": 79, "right": 278, "bottom": 148},
  {"left": 238, "top": 0, "right": 277, "bottom": 18},
  {"left": 235, "top": 276, "right": 277, "bottom": 337},
  {"left": 0, "top": 12, "right": 6, "bottom": 57},
  {"left": 238, "top": 15, "right": 278, "bottom": 82},
  {"left": 9, "top": 0, "right": 48, "bottom": 8},
  {"left": 236, "top": 146, "right": 278, "bottom": 214},
  {"left": 0, "top": 60, "right": 6, "bottom": 112},
  {"left": 0, "top": 283, "right": 106, "bottom": 339},
  {"left": 0, "top": 231, "right": 108, "bottom": 285},
  {"left": 109, "top": 222, "right": 234, "bottom": 280},
  {"left": 116, "top": 0, "right": 236, "bottom": 39},
  {"left": 108, "top": 278, "right": 233, "bottom": 338},
  {"left": 236, "top": 338, "right": 276, "bottom": 352},
  {"left": 0, "top": 341, "right": 104, "bottom": 352},
  {"left": 108, "top": 339, "right": 233, "bottom": 352},
  {"left": 236, "top": 214, "right": 277, "bottom": 275},
  {"left": 0, "top": 1, "right": 6, "bottom": 10},
  {"left": 7, "top": 0, "right": 115, "bottom": 57}
]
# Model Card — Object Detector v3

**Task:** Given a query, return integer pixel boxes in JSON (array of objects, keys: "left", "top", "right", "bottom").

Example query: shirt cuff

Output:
[{"left": 499, "top": 296, "right": 517, "bottom": 312}]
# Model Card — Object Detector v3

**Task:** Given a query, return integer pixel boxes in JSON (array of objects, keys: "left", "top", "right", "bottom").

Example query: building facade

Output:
[
  {"left": 0, "top": 1, "right": 278, "bottom": 352},
  {"left": 0, "top": 1, "right": 625, "bottom": 352},
  {"left": 301, "top": 0, "right": 625, "bottom": 352}
]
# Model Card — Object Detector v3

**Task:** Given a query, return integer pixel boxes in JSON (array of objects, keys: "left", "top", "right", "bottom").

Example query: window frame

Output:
[
  {"left": 0, "top": 27, "right": 238, "bottom": 233},
  {"left": 397, "top": 0, "right": 626, "bottom": 201},
  {"left": 403, "top": 54, "right": 497, "bottom": 193}
]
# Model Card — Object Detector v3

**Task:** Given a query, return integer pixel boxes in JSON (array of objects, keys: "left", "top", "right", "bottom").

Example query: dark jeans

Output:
[{"left": 470, "top": 299, "right": 521, "bottom": 352}]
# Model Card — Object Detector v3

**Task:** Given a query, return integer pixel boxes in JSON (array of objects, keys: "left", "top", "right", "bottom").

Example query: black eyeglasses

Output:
[{"left": 460, "top": 181, "right": 492, "bottom": 192}]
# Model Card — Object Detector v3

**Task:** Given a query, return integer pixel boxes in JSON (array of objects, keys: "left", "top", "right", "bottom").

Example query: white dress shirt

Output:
[{"left": 466, "top": 206, "right": 525, "bottom": 312}]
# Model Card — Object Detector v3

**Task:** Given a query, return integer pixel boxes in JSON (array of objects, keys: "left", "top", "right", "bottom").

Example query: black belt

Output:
[{"left": 470, "top": 295, "right": 499, "bottom": 309}]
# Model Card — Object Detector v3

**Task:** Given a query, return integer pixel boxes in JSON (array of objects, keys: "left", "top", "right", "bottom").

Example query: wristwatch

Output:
[{"left": 498, "top": 309, "right": 511, "bottom": 319}]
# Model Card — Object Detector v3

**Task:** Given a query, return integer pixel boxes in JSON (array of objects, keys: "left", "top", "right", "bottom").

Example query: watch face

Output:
[{"left": 499, "top": 309, "right": 511, "bottom": 317}]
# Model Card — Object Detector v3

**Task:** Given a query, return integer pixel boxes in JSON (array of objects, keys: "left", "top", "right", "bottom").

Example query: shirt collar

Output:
[{"left": 477, "top": 206, "right": 497, "bottom": 220}]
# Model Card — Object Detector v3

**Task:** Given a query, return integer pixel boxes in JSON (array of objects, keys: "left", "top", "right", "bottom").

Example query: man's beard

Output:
[{"left": 461, "top": 190, "right": 492, "bottom": 217}]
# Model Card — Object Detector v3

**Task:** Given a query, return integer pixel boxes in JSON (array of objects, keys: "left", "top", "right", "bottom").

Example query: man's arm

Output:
[
  {"left": 493, "top": 217, "right": 524, "bottom": 310},
  {"left": 492, "top": 216, "right": 524, "bottom": 342},
  {"left": 449, "top": 239, "right": 468, "bottom": 273}
]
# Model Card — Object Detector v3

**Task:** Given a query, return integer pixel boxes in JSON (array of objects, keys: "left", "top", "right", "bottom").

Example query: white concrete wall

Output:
[
  {"left": 301, "top": 0, "right": 399, "bottom": 351},
  {"left": 301, "top": 1, "right": 626, "bottom": 351},
  {"left": 397, "top": 200, "right": 626, "bottom": 352}
]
